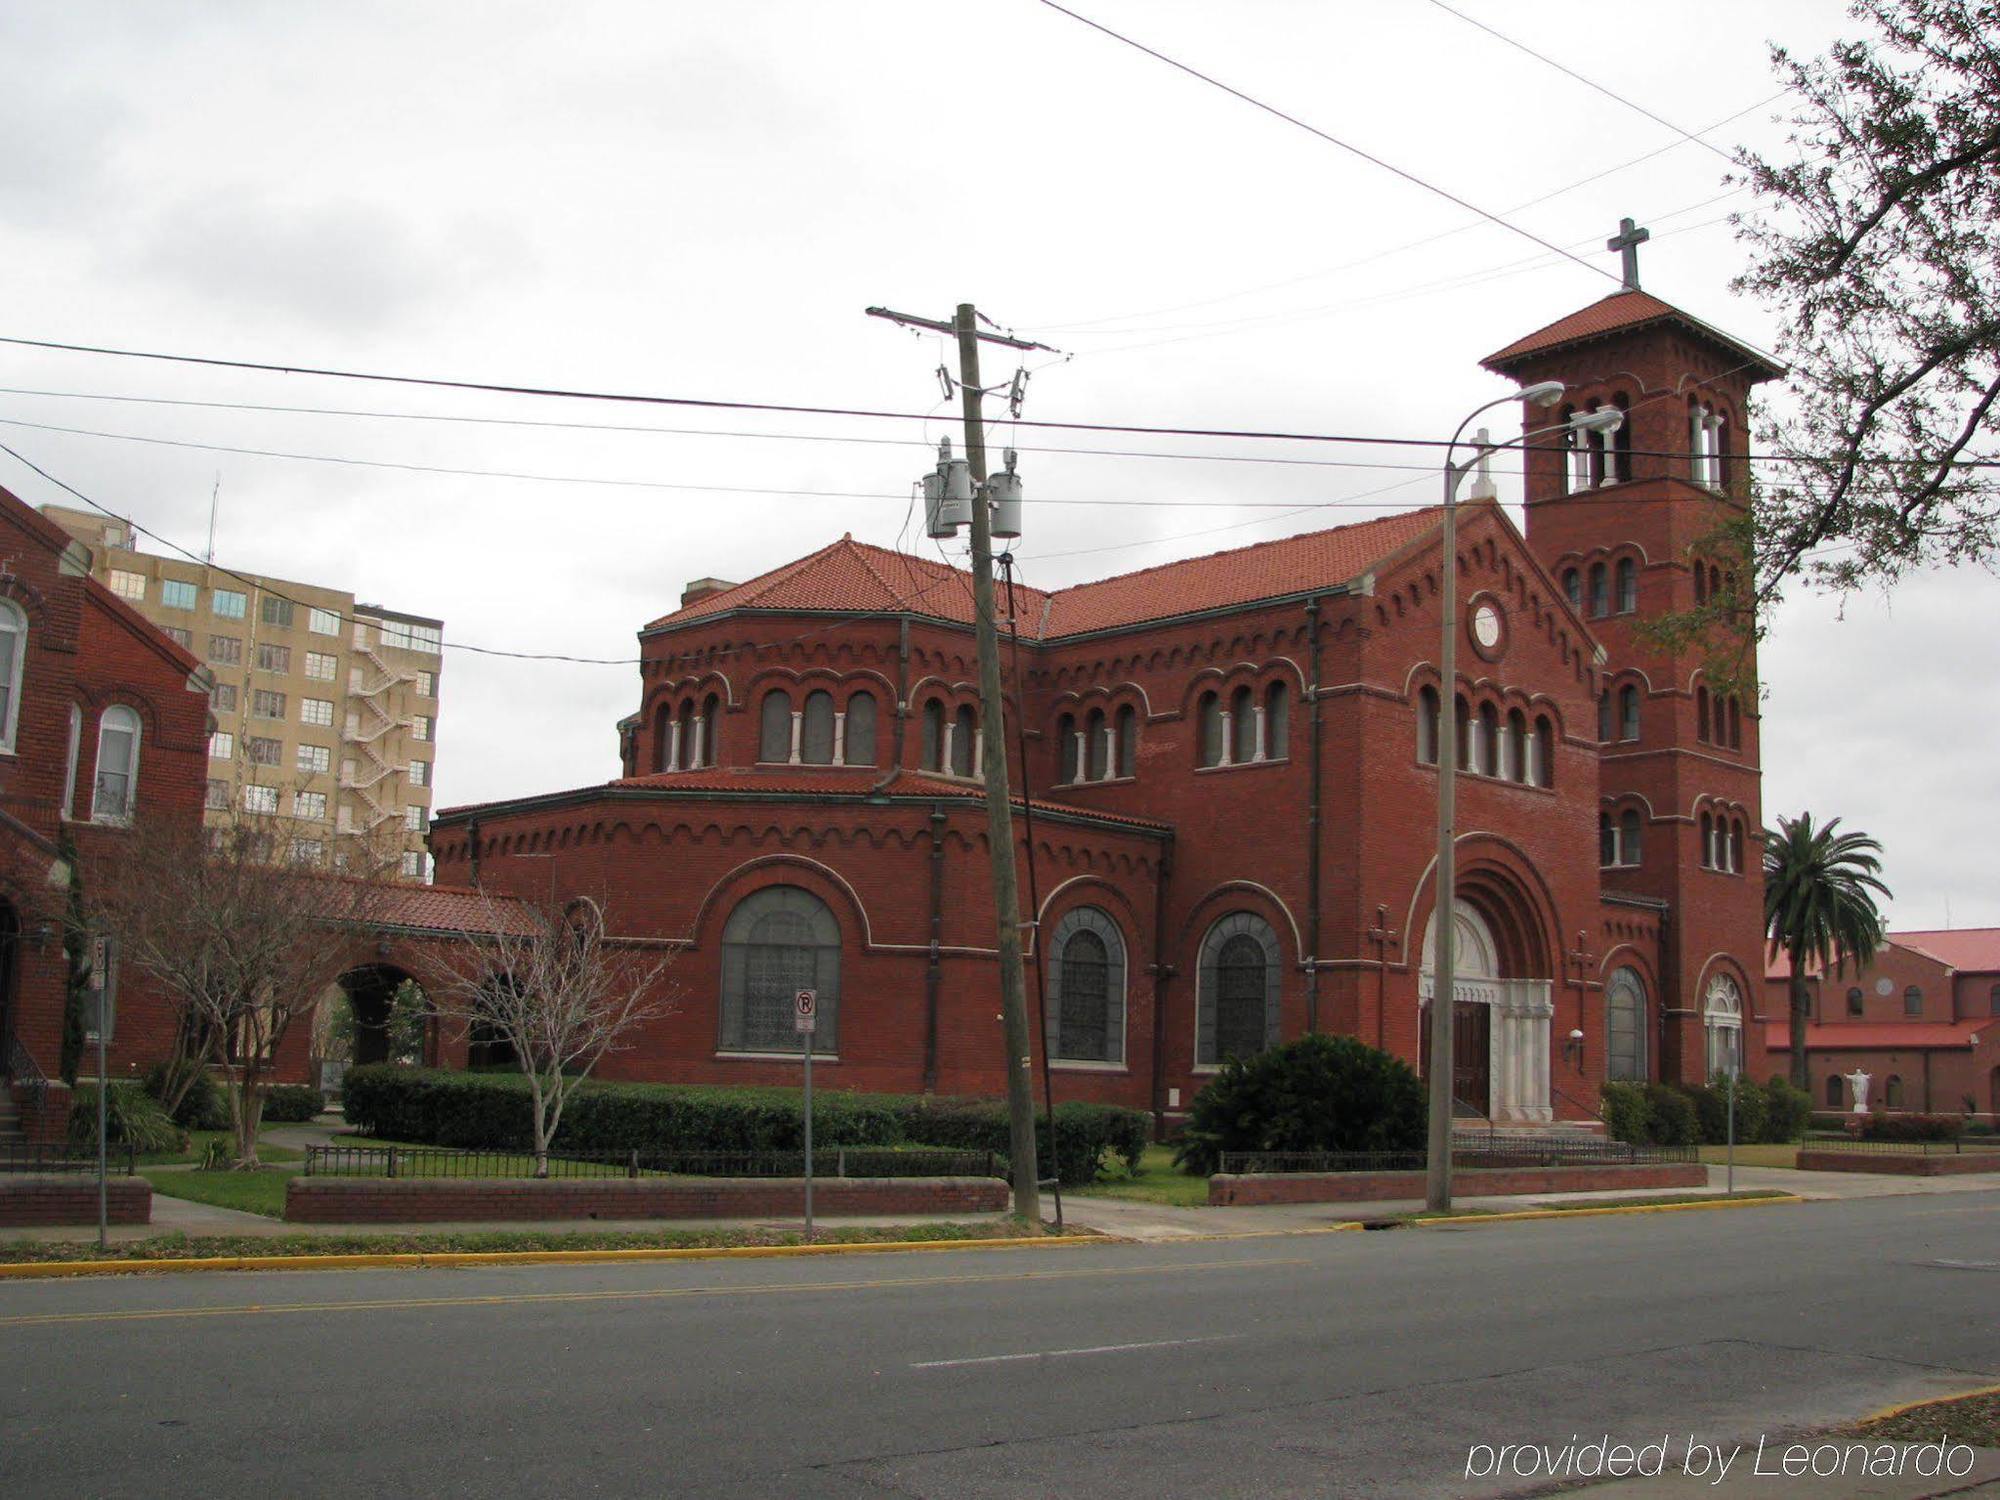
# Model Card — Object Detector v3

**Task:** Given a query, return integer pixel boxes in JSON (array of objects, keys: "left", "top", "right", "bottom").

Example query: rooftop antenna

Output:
[{"left": 204, "top": 472, "right": 221, "bottom": 567}]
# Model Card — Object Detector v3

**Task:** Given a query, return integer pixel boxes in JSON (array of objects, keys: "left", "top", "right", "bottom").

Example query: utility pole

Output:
[{"left": 865, "top": 301, "right": 1058, "bottom": 1223}]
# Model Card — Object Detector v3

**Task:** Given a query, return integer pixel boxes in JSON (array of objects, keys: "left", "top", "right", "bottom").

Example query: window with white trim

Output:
[
  {"left": 160, "top": 579, "right": 197, "bottom": 611},
  {"left": 411, "top": 716, "right": 433, "bottom": 743},
  {"left": 0, "top": 600, "right": 24, "bottom": 754},
  {"left": 242, "top": 784, "right": 279, "bottom": 814},
  {"left": 212, "top": 589, "right": 246, "bottom": 620},
  {"left": 400, "top": 850, "right": 428, "bottom": 880},
  {"left": 415, "top": 670, "right": 436, "bottom": 698},
  {"left": 304, "top": 651, "right": 337, "bottom": 682},
  {"left": 109, "top": 570, "right": 146, "bottom": 602},
  {"left": 408, "top": 759, "right": 429, "bottom": 787},
  {"left": 294, "top": 791, "right": 327, "bottom": 820},
  {"left": 247, "top": 736, "right": 281, "bottom": 766},
  {"left": 300, "top": 698, "right": 334, "bottom": 727},
  {"left": 1703, "top": 974, "right": 1744, "bottom": 1080},
  {"left": 1047, "top": 907, "right": 1127, "bottom": 1065},
  {"left": 209, "top": 634, "right": 242, "bottom": 665},
  {"left": 63, "top": 703, "right": 82, "bottom": 816},
  {"left": 403, "top": 804, "right": 424, "bottom": 832},
  {"left": 296, "top": 743, "right": 331, "bottom": 775},
  {"left": 308, "top": 607, "right": 341, "bottom": 636},
  {"left": 209, "top": 731, "right": 234, "bottom": 761},
  {"left": 252, "top": 688, "right": 286, "bottom": 719},
  {"left": 205, "top": 779, "right": 229, "bottom": 811},
  {"left": 92, "top": 706, "right": 141, "bottom": 822}
]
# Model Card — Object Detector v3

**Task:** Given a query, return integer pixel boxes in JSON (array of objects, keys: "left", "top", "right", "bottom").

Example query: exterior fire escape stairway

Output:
[{"left": 338, "top": 641, "right": 415, "bottom": 835}]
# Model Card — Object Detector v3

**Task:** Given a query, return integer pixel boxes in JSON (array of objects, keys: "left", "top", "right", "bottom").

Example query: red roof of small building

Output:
[
  {"left": 1763, "top": 1020, "right": 1989, "bottom": 1052},
  {"left": 369, "top": 882, "right": 537, "bottom": 935},
  {"left": 1480, "top": 289, "right": 1785, "bottom": 379},
  {"left": 1765, "top": 927, "right": 2000, "bottom": 982},
  {"left": 644, "top": 510, "right": 1443, "bottom": 641}
]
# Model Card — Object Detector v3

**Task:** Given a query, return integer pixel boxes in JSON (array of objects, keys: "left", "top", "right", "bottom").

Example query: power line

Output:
[
  {"left": 1032, "top": 0, "right": 1626, "bottom": 290},
  {"left": 1424, "top": 0, "right": 1738, "bottom": 164}
]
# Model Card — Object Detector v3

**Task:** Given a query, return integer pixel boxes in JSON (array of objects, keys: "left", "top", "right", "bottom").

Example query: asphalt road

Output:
[{"left": 3, "top": 1191, "right": 1996, "bottom": 1499}]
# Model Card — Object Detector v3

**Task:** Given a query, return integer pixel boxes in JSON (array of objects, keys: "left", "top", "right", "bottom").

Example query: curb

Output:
[
  {"left": 1411, "top": 1193, "right": 1804, "bottom": 1228},
  {"left": 1853, "top": 1381, "right": 2000, "bottom": 1429},
  {"left": 0, "top": 1231, "right": 1105, "bottom": 1281}
]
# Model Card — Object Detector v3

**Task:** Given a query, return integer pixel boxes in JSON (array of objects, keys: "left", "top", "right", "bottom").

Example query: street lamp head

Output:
[
  {"left": 1519, "top": 380, "right": 1565, "bottom": 409},
  {"left": 1570, "top": 406, "right": 1624, "bottom": 436}
]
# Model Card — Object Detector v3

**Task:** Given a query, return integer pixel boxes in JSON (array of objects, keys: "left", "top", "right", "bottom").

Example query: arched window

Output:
[
  {"left": 1115, "top": 704, "right": 1137, "bottom": 778},
  {"left": 1561, "top": 406, "right": 1588, "bottom": 494},
  {"left": 699, "top": 694, "right": 720, "bottom": 768},
  {"left": 1715, "top": 415, "right": 1731, "bottom": 491},
  {"left": 92, "top": 705, "right": 141, "bottom": 823},
  {"left": 1198, "top": 691, "right": 1224, "bottom": 768},
  {"left": 1597, "top": 691, "right": 1613, "bottom": 743},
  {"left": 1585, "top": 402, "right": 1612, "bottom": 486},
  {"left": 951, "top": 705, "right": 977, "bottom": 778},
  {"left": 1615, "top": 557, "right": 1637, "bottom": 614},
  {"left": 759, "top": 690, "right": 793, "bottom": 763},
  {"left": 62, "top": 703, "right": 82, "bottom": 819},
  {"left": 1847, "top": 986, "right": 1865, "bottom": 1017},
  {"left": 1612, "top": 393, "right": 1634, "bottom": 482},
  {"left": 1264, "top": 681, "right": 1288, "bottom": 760},
  {"left": 1885, "top": 1074, "right": 1904, "bottom": 1109},
  {"left": 1606, "top": 966, "right": 1648, "bottom": 1080},
  {"left": 920, "top": 699, "right": 946, "bottom": 772},
  {"left": 1057, "top": 712, "right": 1079, "bottom": 783},
  {"left": 1196, "top": 913, "right": 1280, "bottom": 1066},
  {"left": 1085, "top": 707, "right": 1107, "bottom": 782},
  {"left": 1727, "top": 697, "right": 1742, "bottom": 750},
  {"left": 799, "top": 691, "right": 836, "bottom": 764},
  {"left": 1699, "top": 812, "right": 1714, "bottom": 869},
  {"left": 1047, "top": 907, "right": 1127, "bottom": 1065},
  {"left": 1904, "top": 985, "right": 1923, "bottom": 1017},
  {"left": 1505, "top": 708, "right": 1527, "bottom": 782},
  {"left": 1477, "top": 702, "right": 1499, "bottom": 777},
  {"left": 1230, "top": 684, "right": 1257, "bottom": 765},
  {"left": 1693, "top": 564, "right": 1708, "bottom": 604},
  {"left": 1696, "top": 686, "right": 1710, "bottom": 742},
  {"left": 1618, "top": 684, "right": 1640, "bottom": 741},
  {"left": 844, "top": 693, "right": 877, "bottom": 767},
  {"left": 1598, "top": 813, "right": 1617, "bottom": 867},
  {"left": 1531, "top": 714, "right": 1553, "bottom": 787},
  {"left": 1416, "top": 686, "right": 1439, "bottom": 766},
  {"left": 1729, "top": 819, "right": 1746, "bottom": 875},
  {"left": 1620, "top": 808, "right": 1643, "bottom": 867},
  {"left": 1703, "top": 974, "right": 1743, "bottom": 1081},
  {"left": 1562, "top": 568, "right": 1581, "bottom": 610},
  {"left": 1709, "top": 564, "right": 1722, "bottom": 600},
  {"left": 676, "top": 700, "right": 696, "bottom": 769},
  {"left": 720, "top": 886, "right": 840, "bottom": 1054},
  {"left": 653, "top": 702, "right": 673, "bottom": 772},
  {"left": 1587, "top": 562, "right": 1609, "bottom": 618},
  {"left": 1826, "top": 1074, "right": 1843, "bottom": 1107},
  {"left": 0, "top": 599, "right": 22, "bottom": 754}
]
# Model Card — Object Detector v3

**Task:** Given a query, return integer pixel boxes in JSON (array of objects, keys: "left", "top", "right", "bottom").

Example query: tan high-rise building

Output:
[{"left": 41, "top": 505, "right": 442, "bottom": 882}]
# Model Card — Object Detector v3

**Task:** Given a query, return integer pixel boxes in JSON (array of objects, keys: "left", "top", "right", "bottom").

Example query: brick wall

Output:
[
  {"left": 284, "top": 1174, "right": 1009, "bottom": 1223},
  {"left": 0, "top": 1173, "right": 151, "bottom": 1225},
  {"left": 1795, "top": 1149, "right": 2000, "bottom": 1177},
  {"left": 1209, "top": 1161, "right": 1706, "bottom": 1205}
]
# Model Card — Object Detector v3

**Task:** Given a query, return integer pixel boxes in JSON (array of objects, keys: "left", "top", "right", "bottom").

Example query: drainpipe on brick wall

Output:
[
  {"left": 1305, "top": 596, "right": 1324, "bottom": 1034},
  {"left": 872, "top": 619, "right": 913, "bottom": 796},
  {"left": 1149, "top": 838, "right": 1176, "bottom": 1134},
  {"left": 923, "top": 805, "right": 946, "bottom": 1093},
  {"left": 467, "top": 817, "right": 481, "bottom": 888}
]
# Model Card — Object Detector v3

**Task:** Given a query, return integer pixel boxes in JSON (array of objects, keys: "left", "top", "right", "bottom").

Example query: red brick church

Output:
[{"left": 431, "top": 286, "right": 1782, "bottom": 1130}]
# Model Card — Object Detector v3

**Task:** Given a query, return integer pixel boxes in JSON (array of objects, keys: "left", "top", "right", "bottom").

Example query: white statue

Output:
[{"left": 1844, "top": 1069, "right": 1871, "bottom": 1114}]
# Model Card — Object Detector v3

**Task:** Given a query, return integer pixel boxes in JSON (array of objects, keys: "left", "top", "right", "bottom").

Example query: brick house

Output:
[
  {"left": 429, "top": 288, "right": 1781, "bottom": 1130},
  {"left": 1764, "top": 930, "right": 2000, "bottom": 1119},
  {"left": 0, "top": 483, "right": 213, "bottom": 1143}
]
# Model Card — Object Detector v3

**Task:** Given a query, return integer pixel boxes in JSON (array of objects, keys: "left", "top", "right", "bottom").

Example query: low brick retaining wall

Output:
[
  {"left": 1210, "top": 1162, "right": 1706, "bottom": 1206},
  {"left": 285, "top": 1175, "right": 1010, "bottom": 1224},
  {"left": 0, "top": 1174, "right": 151, "bottom": 1227},
  {"left": 1796, "top": 1149, "right": 2000, "bottom": 1177}
]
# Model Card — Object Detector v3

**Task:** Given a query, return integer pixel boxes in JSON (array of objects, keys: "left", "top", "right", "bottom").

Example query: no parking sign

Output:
[{"left": 794, "top": 988, "right": 817, "bottom": 1035}]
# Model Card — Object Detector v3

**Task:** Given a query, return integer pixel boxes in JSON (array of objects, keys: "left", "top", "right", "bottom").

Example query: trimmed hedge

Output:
[
  {"left": 1603, "top": 1077, "right": 1810, "bottom": 1147},
  {"left": 339, "top": 1067, "right": 1146, "bottom": 1185},
  {"left": 262, "top": 1085, "right": 327, "bottom": 1124},
  {"left": 1174, "top": 1034, "right": 1426, "bottom": 1177},
  {"left": 1859, "top": 1112, "right": 1964, "bottom": 1142}
]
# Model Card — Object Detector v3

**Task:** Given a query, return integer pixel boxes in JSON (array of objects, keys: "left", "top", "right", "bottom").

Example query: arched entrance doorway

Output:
[
  {"left": 325, "top": 965, "right": 432, "bottom": 1087},
  {"left": 1420, "top": 903, "right": 1555, "bottom": 1124}
]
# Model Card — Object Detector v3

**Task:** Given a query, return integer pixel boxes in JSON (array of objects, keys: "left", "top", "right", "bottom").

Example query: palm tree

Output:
[{"left": 1763, "top": 813, "right": 1892, "bottom": 1089}]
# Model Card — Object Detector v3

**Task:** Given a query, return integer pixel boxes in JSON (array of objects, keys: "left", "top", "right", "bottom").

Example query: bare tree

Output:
[
  {"left": 426, "top": 893, "right": 675, "bottom": 1174},
  {"left": 83, "top": 810, "right": 393, "bottom": 1167}
]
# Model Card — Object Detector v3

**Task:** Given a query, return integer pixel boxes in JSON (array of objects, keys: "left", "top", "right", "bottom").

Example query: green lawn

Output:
[
  {"left": 141, "top": 1166, "right": 295, "bottom": 1218},
  {"left": 1071, "top": 1145, "right": 1210, "bottom": 1207},
  {"left": 1696, "top": 1143, "right": 1800, "bottom": 1168},
  {"left": 129, "top": 1131, "right": 305, "bottom": 1168}
]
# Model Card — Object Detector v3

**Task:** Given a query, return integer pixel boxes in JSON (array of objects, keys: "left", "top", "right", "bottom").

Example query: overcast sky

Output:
[{"left": 1, "top": 1, "right": 1988, "bottom": 929}]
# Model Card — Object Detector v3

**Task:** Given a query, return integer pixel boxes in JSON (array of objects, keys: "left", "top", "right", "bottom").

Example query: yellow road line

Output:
[
  {"left": 1412, "top": 1194, "right": 1804, "bottom": 1228},
  {"left": 0, "top": 1231, "right": 1101, "bottom": 1282},
  {"left": 0, "top": 1254, "right": 1310, "bottom": 1329},
  {"left": 1854, "top": 1382, "right": 2000, "bottom": 1428}
]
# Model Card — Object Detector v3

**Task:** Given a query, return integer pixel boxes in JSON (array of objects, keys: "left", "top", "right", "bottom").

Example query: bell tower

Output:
[{"left": 1480, "top": 250, "right": 1785, "bottom": 1086}]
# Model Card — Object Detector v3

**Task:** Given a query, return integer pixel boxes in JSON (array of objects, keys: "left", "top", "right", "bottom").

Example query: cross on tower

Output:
[{"left": 1607, "top": 217, "right": 1650, "bottom": 291}]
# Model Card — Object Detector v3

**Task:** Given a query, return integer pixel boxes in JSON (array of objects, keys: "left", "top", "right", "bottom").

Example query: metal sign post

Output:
[
  {"left": 1725, "top": 1069, "right": 1736, "bottom": 1197},
  {"left": 87, "top": 934, "right": 118, "bottom": 1251},
  {"left": 795, "top": 989, "right": 817, "bottom": 1244}
]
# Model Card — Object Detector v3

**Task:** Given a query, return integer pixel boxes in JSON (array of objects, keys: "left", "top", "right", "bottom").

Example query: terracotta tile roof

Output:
[
  {"left": 1763, "top": 1020, "right": 1989, "bottom": 1052},
  {"left": 644, "top": 510, "right": 1442, "bottom": 642},
  {"left": 327, "top": 879, "right": 538, "bottom": 936},
  {"left": 596, "top": 765, "right": 1172, "bottom": 831},
  {"left": 1887, "top": 928, "right": 2000, "bottom": 975},
  {"left": 1480, "top": 290, "right": 1785, "bottom": 379}
]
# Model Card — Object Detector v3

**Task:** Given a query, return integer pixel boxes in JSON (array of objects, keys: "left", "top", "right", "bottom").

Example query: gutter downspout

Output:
[
  {"left": 871, "top": 618, "right": 912, "bottom": 796},
  {"left": 923, "top": 806, "right": 946, "bottom": 1093},
  {"left": 1305, "top": 596, "right": 1324, "bottom": 1034},
  {"left": 467, "top": 817, "right": 482, "bottom": 888},
  {"left": 1149, "top": 837, "right": 1176, "bottom": 1137}
]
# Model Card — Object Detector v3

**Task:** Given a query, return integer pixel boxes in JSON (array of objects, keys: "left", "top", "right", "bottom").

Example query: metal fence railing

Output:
[
  {"left": 302, "top": 1144, "right": 1005, "bottom": 1181},
  {"left": 1804, "top": 1136, "right": 1999, "bottom": 1156},
  {"left": 0, "top": 1141, "right": 136, "bottom": 1175},
  {"left": 1218, "top": 1136, "right": 1696, "bottom": 1175}
]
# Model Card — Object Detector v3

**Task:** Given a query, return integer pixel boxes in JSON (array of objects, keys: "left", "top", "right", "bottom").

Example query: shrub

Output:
[
  {"left": 1859, "top": 1112, "right": 1964, "bottom": 1142},
  {"left": 143, "top": 1062, "right": 230, "bottom": 1131},
  {"left": 1639, "top": 1083, "right": 1699, "bottom": 1147},
  {"left": 1760, "top": 1076, "right": 1812, "bottom": 1143},
  {"left": 1174, "top": 1034, "right": 1425, "bottom": 1177},
  {"left": 1600, "top": 1081, "right": 1650, "bottom": 1143},
  {"left": 337, "top": 1066, "right": 1146, "bottom": 1185},
  {"left": 1683, "top": 1079, "right": 1767, "bottom": 1146},
  {"left": 1809, "top": 1110, "right": 1852, "bottom": 1133},
  {"left": 67, "top": 1083, "right": 186, "bottom": 1155},
  {"left": 261, "top": 1085, "right": 327, "bottom": 1124}
]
